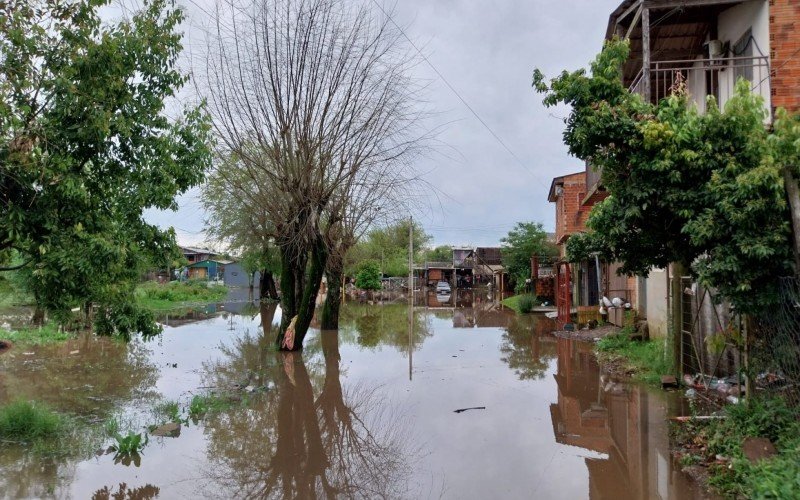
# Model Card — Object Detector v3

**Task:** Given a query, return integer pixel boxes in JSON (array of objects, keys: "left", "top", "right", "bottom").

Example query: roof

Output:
[
  {"left": 548, "top": 171, "right": 585, "bottom": 202},
  {"left": 187, "top": 259, "right": 233, "bottom": 268},
  {"left": 181, "top": 246, "right": 218, "bottom": 255}
]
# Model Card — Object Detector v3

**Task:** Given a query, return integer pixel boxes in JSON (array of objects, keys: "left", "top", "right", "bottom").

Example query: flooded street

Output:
[{"left": 1, "top": 294, "right": 705, "bottom": 499}]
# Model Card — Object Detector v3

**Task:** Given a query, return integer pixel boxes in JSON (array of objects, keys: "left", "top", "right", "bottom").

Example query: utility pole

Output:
[
  {"left": 408, "top": 215, "right": 414, "bottom": 381},
  {"left": 408, "top": 216, "right": 413, "bottom": 296}
]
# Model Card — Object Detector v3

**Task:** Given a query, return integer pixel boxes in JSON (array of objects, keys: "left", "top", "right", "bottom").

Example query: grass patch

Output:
[
  {"left": 502, "top": 294, "right": 541, "bottom": 313},
  {"left": 135, "top": 280, "right": 228, "bottom": 311},
  {"left": 595, "top": 329, "right": 671, "bottom": 386},
  {"left": 673, "top": 397, "right": 800, "bottom": 499},
  {"left": 188, "top": 393, "right": 239, "bottom": 421},
  {"left": 154, "top": 400, "right": 182, "bottom": 423},
  {"left": 0, "top": 400, "right": 67, "bottom": 441},
  {"left": 0, "top": 321, "right": 71, "bottom": 346}
]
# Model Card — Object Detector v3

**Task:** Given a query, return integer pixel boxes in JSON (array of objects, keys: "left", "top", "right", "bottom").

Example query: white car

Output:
[{"left": 435, "top": 281, "right": 451, "bottom": 294}]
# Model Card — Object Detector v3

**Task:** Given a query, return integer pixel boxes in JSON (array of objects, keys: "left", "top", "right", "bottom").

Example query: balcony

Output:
[{"left": 629, "top": 55, "right": 771, "bottom": 111}]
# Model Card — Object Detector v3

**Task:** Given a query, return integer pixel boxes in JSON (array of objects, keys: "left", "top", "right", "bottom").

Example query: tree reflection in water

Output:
[
  {"left": 499, "top": 314, "right": 558, "bottom": 380},
  {"left": 338, "top": 303, "right": 432, "bottom": 351},
  {"left": 201, "top": 304, "right": 420, "bottom": 498}
]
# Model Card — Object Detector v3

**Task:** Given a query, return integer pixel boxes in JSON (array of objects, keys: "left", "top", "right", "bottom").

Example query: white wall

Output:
[
  {"left": 717, "top": 0, "right": 771, "bottom": 112},
  {"left": 645, "top": 268, "right": 669, "bottom": 338}
]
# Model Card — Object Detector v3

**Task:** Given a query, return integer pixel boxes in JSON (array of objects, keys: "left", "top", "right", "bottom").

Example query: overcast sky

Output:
[{"left": 143, "top": 0, "right": 621, "bottom": 248}]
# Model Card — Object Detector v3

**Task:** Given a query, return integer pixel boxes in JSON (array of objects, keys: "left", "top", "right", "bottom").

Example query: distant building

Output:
[
  {"left": 180, "top": 246, "right": 219, "bottom": 265},
  {"left": 187, "top": 259, "right": 231, "bottom": 281},
  {"left": 223, "top": 262, "right": 260, "bottom": 288}
]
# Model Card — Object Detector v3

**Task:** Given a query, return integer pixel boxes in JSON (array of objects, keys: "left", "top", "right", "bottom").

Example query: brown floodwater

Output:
[{"left": 0, "top": 292, "right": 707, "bottom": 499}]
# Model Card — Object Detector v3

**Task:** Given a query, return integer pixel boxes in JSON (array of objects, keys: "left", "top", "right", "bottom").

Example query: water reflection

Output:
[
  {"left": 338, "top": 302, "right": 432, "bottom": 352},
  {"left": 200, "top": 308, "right": 420, "bottom": 498},
  {"left": 500, "top": 314, "right": 558, "bottom": 380},
  {"left": 0, "top": 335, "right": 159, "bottom": 498},
  {"left": 550, "top": 337, "right": 706, "bottom": 499}
]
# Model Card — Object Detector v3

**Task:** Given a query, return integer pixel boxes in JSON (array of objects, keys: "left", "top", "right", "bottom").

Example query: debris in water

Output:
[
  {"left": 660, "top": 375, "right": 678, "bottom": 389},
  {"left": 150, "top": 422, "right": 181, "bottom": 437},
  {"left": 453, "top": 406, "right": 486, "bottom": 413}
]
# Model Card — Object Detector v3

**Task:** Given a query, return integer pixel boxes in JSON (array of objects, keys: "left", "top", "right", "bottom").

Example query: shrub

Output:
[
  {"left": 518, "top": 295, "right": 536, "bottom": 313},
  {"left": 355, "top": 262, "right": 381, "bottom": 291},
  {"left": 0, "top": 400, "right": 65, "bottom": 441}
]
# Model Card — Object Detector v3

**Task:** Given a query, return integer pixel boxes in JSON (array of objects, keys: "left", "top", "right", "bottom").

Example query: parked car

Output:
[{"left": 436, "top": 281, "right": 451, "bottom": 294}]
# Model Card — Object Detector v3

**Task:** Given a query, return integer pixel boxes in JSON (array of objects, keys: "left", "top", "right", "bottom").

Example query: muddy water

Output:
[{"left": 0, "top": 293, "right": 706, "bottom": 499}]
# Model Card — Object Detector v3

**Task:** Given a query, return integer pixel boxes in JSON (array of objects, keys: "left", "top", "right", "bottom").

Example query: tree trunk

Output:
[
  {"left": 260, "top": 269, "right": 279, "bottom": 301},
  {"left": 320, "top": 267, "right": 342, "bottom": 330},
  {"left": 670, "top": 262, "right": 686, "bottom": 378},
  {"left": 31, "top": 305, "right": 45, "bottom": 326},
  {"left": 276, "top": 240, "right": 328, "bottom": 350},
  {"left": 782, "top": 166, "right": 800, "bottom": 275}
]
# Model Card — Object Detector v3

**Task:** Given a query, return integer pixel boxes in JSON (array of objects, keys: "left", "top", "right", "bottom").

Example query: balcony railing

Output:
[{"left": 629, "top": 55, "right": 771, "bottom": 108}]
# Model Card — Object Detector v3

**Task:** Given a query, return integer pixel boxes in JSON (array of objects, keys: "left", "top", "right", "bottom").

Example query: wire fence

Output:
[{"left": 752, "top": 277, "right": 800, "bottom": 408}]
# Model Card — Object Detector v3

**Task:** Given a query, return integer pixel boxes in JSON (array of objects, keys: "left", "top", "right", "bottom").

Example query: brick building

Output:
[{"left": 771, "top": 0, "right": 800, "bottom": 112}]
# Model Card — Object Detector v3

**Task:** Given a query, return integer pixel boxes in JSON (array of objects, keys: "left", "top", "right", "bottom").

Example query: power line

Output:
[{"left": 369, "top": 0, "right": 548, "bottom": 188}]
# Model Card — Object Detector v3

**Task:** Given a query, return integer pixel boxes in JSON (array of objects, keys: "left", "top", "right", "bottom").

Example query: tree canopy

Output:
[
  {"left": 500, "top": 222, "right": 556, "bottom": 290},
  {"left": 533, "top": 39, "right": 798, "bottom": 314},
  {"left": 0, "top": 0, "right": 211, "bottom": 334},
  {"left": 345, "top": 219, "right": 430, "bottom": 278}
]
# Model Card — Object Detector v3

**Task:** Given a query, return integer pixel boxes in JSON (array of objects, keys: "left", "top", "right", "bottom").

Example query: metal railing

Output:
[{"left": 628, "top": 55, "right": 771, "bottom": 109}]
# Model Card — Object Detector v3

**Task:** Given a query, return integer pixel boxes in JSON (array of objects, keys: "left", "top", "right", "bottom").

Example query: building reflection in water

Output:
[{"left": 550, "top": 337, "right": 707, "bottom": 500}]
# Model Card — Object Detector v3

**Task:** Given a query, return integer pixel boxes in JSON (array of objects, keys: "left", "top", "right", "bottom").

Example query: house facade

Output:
[
  {"left": 594, "top": 0, "right": 800, "bottom": 341},
  {"left": 548, "top": 171, "right": 640, "bottom": 327}
]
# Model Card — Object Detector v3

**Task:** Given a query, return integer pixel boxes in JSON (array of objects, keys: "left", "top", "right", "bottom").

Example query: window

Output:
[{"left": 733, "top": 29, "right": 753, "bottom": 83}]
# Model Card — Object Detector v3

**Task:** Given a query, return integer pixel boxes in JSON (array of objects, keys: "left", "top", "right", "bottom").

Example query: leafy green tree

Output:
[
  {"left": 202, "top": 155, "right": 280, "bottom": 300},
  {"left": 0, "top": 0, "right": 211, "bottom": 335},
  {"left": 533, "top": 39, "right": 795, "bottom": 315},
  {"left": 345, "top": 220, "right": 430, "bottom": 278},
  {"left": 500, "top": 222, "right": 555, "bottom": 291},
  {"left": 424, "top": 245, "right": 453, "bottom": 262},
  {"left": 355, "top": 262, "right": 381, "bottom": 291}
]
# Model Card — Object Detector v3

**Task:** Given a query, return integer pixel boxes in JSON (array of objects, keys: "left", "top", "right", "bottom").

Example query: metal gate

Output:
[{"left": 556, "top": 261, "right": 571, "bottom": 328}]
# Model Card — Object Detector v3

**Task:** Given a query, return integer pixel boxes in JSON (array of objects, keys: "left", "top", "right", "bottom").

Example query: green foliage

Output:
[
  {"left": 500, "top": 222, "right": 556, "bottom": 290},
  {"left": 346, "top": 220, "right": 430, "bottom": 277},
  {"left": 536, "top": 39, "right": 795, "bottom": 315},
  {"left": 424, "top": 245, "right": 452, "bottom": 262},
  {"left": 0, "top": 400, "right": 65, "bottom": 441},
  {"left": 355, "top": 261, "right": 382, "bottom": 291},
  {"left": 596, "top": 331, "right": 671, "bottom": 385},
  {"left": 202, "top": 155, "right": 281, "bottom": 280},
  {"left": 502, "top": 294, "right": 540, "bottom": 314},
  {"left": 110, "top": 431, "right": 147, "bottom": 455},
  {"left": 0, "top": 0, "right": 211, "bottom": 333},
  {"left": 188, "top": 394, "right": 236, "bottom": 421},
  {"left": 155, "top": 400, "right": 181, "bottom": 423},
  {"left": 679, "top": 397, "right": 800, "bottom": 498},
  {"left": 135, "top": 281, "right": 228, "bottom": 310},
  {"left": 0, "top": 321, "right": 71, "bottom": 345}
]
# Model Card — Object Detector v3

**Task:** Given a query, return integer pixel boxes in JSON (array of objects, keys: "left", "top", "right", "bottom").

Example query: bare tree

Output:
[{"left": 200, "top": 0, "right": 428, "bottom": 350}]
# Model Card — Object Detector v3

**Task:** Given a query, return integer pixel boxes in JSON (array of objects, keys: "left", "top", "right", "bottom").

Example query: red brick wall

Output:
[
  {"left": 554, "top": 173, "right": 591, "bottom": 251},
  {"left": 770, "top": 0, "right": 800, "bottom": 112}
]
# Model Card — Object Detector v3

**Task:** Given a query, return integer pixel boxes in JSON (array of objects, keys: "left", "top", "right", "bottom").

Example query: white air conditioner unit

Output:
[{"left": 706, "top": 39, "right": 724, "bottom": 59}]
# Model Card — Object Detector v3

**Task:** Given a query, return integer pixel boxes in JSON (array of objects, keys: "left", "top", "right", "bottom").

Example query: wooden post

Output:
[
  {"left": 782, "top": 167, "right": 800, "bottom": 274},
  {"left": 408, "top": 216, "right": 413, "bottom": 298},
  {"left": 642, "top": 7, "right": 651, "bottom": 102},
  {"left": 671, "top": 262, "right": 685, "bottom": 377}
]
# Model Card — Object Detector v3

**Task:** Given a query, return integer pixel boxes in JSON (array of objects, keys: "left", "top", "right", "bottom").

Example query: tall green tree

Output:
[
  {"left": 533, "top": 39, "right": 796, "bottom": 315},
  {"left": 500, "top": 222, "right": 555, "bottom": 290},
  {"left": 0, "top": 0, "right": 211, "bottom": 335}
]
